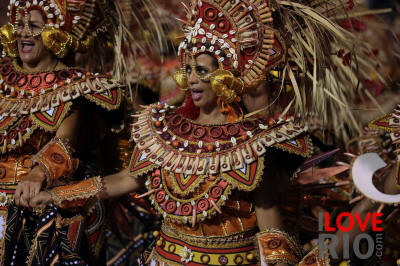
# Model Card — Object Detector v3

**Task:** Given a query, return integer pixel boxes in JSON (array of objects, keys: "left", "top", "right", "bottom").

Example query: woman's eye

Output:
[
  {"left": 30, "top": 24, "right": 41, "bottom": 29},
  {"left": 185, "top": 65, "right": 191, "bottom": 74},
  {"left": 197, "top": 67, "right": 208, "bottom": 74}
]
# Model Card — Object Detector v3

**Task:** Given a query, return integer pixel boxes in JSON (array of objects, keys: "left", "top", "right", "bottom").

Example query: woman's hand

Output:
[
  {"left": 14, "top": 166, "right": 46, "bottom": 208},
  {"left": 29, "top": 191, "right": 53, "bottom": 208}
]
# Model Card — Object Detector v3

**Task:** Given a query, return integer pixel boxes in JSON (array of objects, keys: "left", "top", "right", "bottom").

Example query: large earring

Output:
[
  {"left": 41, "top": 27, "right": 89, "bottom": 59},
  {"left": 173, "top": 68, "right": 189, "bottom": 91},
  {"left": 0, "top": 24, "right": 18, "bottom": 58},
  {"left": 210, "top": 69, "right": 244, "bottom": 103}
]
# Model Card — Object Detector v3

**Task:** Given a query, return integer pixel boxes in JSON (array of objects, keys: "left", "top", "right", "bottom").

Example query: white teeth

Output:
[{"left": 21, "top": 41, "right": 34, "bottom": 46}]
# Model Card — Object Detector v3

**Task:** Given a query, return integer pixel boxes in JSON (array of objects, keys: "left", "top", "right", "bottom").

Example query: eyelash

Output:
[
  {"left": 185, "top": 65, "right": 209, "bottom": 75},
  {"left": 196, "top": 67, "right": 208, "bottom": 74}
]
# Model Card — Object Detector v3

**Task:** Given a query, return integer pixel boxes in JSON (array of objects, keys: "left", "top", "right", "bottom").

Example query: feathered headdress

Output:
[{"left": 174, "top": 0, "right": 386, "bottom": 139}]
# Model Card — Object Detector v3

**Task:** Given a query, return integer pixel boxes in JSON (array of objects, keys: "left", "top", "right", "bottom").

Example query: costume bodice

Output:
[
  {"left": 129, "top": 103, "right": 313, "bottom": 265},
  {"left": 0, "top": 57, "right": 123, "bottom": 210},
  {"left": 129, "top": 103, "right": 313, "bottom": 230}
]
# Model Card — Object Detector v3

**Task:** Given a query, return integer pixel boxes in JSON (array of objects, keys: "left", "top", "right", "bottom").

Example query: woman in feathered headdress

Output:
[
  {"left": 28, "top": 0, "right": 386, "bottom": 265},
  {"left": 0, "top": 0, "right": 134, "bottom": 264}
]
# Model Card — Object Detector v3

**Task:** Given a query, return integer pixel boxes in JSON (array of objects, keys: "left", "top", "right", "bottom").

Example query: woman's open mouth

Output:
[
  {"left": 21, "top": 41, "right": 35, "bottom": 53},
  {"left": 191, "top": 88, "right": 203, "bottom": 101}
]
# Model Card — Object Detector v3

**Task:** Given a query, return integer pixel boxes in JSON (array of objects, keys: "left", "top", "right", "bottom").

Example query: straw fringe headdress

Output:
[
  {"left": 174, "top": 0, "right": 386, "bottom": 139},
  {"left": 0, "top": 0, "right": 165, "bottom": 87}
]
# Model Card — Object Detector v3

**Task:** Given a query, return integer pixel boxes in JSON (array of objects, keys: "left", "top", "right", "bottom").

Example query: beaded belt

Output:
[{"left": 152, "top": 224, "right": 258, "bottom": 265}]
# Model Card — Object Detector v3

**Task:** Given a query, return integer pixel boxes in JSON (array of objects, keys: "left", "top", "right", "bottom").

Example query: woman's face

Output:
[
  {"left": 15, "top": 10, "right": 50, "bottom": 67},
  {"left": 185, "top": 53, "right": 219, "bottom": 109}
]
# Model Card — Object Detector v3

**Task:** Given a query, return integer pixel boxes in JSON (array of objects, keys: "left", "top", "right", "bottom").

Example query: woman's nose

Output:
[
  {"left": 19, "top": 25, "right": 31, "bottom": 38},
  {"left": 187, "top": 71, "right": 198, "bottom": 85}
]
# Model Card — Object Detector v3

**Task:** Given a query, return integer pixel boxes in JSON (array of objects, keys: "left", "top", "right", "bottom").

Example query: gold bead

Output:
[
  {"left": 156, "top": 239, "right": 163, "bottom": 247},
  {"left": 153, "top": 231, "right": 160, "bottom": 237},
  {"left": 182, "top": 251, "right": 190, "bottom": 259},
  {"left": 246, "top": 253, "right": 254, "bottom": 261},
  {"left": 397, "top": 259, "right": 400, "bottom": 266}
]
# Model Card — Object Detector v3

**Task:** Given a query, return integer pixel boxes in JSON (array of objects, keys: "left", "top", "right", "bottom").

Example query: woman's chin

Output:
[
  {"left": 192, "top": 100, "right": 203, "bottom": 108},
  {"left": 19, "top": 54, "right": 40, "bottom": 67}
]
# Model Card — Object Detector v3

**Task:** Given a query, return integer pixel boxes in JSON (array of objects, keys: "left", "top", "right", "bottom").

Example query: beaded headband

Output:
[
  {"left": 177, "top": 0, "right": 286, "bottom": 90},
  {"left": 7, "top": 0, "right": 107, "bottom": 41}
]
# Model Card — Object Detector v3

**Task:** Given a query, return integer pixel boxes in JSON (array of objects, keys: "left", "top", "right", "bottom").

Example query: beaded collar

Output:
[
  {"left": 129, "top": 103, "right": 313, "bottom": 225},
  {"left": 0, "top": 57, "right": 123, "bottom": 153},
  {"left": 0, "top": 57, "right": 121, "bottom": 118},
  {"left": 130, "top": 102, "right": 310, "bottom": 177}
]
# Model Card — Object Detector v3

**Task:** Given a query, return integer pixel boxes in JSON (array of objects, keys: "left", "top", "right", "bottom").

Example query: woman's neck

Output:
[
  {"left": 195, "top": 104, "right": 227, "bottom": 125},
  {"left": 22, "top": 55, "right": 60, "bottom": 72}
]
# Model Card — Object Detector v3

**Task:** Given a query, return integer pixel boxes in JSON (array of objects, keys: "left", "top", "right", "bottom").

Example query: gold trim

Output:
[
  {"left": 237, "top": 200, "right": 245, "bottom": 231},
  {"left": 84, "top": 87, "right": 124, "bottom": 111},
  {"left": 161, "top": 223, "right": 256, "bottom": 248},
  {"left": 368, "top": 113, "right": 394, "bottom": 131},
  {"left": 149, "top": 176, "right": 233, "bottom": 224},
  {"left": 273, "top": 134, "right": 314, "bottom": 158},
  {"left": 50, "top": 176, "right": 102, "bottom": 208}
]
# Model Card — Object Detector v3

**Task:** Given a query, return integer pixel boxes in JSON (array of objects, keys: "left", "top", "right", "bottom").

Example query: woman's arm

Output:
[
  {"left": 254, "top": 166, "right": 293, "bottom": 266},
  {"left": 15, "top": 107, "right": 83, "bottom": 208},
  {"left": 29, "top": 169, "right": 145, "bottom": 208},
  {"left": 100, "top": 169, "right": 145, "bottom": 199}
]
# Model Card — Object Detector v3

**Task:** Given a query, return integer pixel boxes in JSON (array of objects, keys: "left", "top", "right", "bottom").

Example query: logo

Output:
[{"left": 318, "top": 211, "right": 384, "bottom": 260}]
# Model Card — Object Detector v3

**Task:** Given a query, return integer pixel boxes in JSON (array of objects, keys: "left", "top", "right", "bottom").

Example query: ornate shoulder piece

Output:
[
  {"left": 128, "top": 146, "right": 159, "bottom": 179},
  {"left": 32, "top": 137, "right": 79, "bottom": 186},
  {"left": 129, "top": 103, "right": 309, "bottom": 185},
  {"left": 50, "top": 176, "right": 103, "bottom": 211},
  {"left": 256, "top": 228, "right": 302, "bottom": 265},
  {"left": 0, "top": 58, "right": 123, "bottom": 119},
  {"left": 368, "top": 113, "right": 394, "bottom": 131},
  {"left": 274, "top": 134, "right": 313, "bottom": 158}
]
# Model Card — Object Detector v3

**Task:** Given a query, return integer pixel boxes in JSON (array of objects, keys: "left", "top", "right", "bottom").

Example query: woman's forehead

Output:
[
  {"left": 16, "top": 9, "right": 45, "bottom": 22},
  {"left": 184, "top": 53, "right": 215, "bottom": 66}
]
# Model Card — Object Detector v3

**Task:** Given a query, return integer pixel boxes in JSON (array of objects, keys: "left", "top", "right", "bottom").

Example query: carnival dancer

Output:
[
  {"left": 0, "top": 0, "right": 130, "bottom": 264},
  {"left": 29, "top": 0, "right": 381, "bottom": 265}
]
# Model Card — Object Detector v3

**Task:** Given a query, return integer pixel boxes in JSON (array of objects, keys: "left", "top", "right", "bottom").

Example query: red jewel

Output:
[
  {"left": 180, "top": 203, "right": 193, "bottom": 216},
  {"left": 196, "top": 198, "right": 209, "bottom": 212},
  {"left": 155, "top": 190, "right": 166, "bottom": 203},
  {"left": 151, "top": 176, "right": 161, "bottom": 187},
  {"left": 268, "top": 119, "right": 275, "bottom": 126},
  {"left": 210, "top": 185, "right": 223, "bottom": 198},
  {"left": 165, "top": 200, "right": 177, "bottom": 213},
  {"left": 172, "top": 140, "right": 180, "bottom": 147}
]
